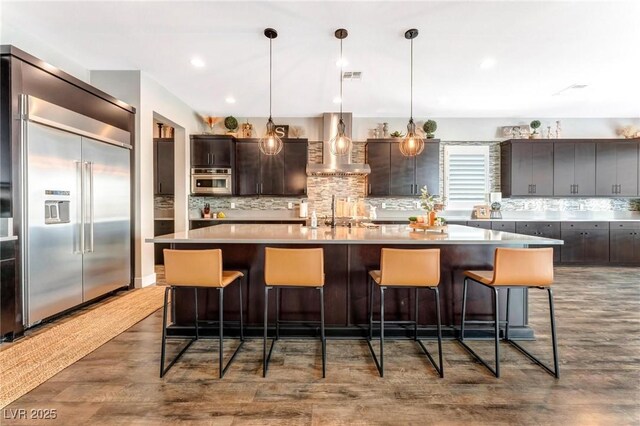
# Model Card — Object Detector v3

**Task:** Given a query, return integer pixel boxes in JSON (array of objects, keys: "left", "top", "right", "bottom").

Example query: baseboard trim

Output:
[{"left": 134, "top": 273, "right": 157, "bottom": 288}]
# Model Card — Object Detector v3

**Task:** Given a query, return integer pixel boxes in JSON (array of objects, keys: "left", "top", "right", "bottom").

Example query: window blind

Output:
[{"left": 444, "top": 146, "right": 489, "bottom": 208}]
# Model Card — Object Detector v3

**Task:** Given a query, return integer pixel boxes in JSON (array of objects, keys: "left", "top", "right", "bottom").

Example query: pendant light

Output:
[
  {"left": 399, "top": 28, "right": 425, "bottom": 157},
  {"left": 330, "top": 28, "right": 352, "bottom": 156},
  {"left": 259, "top": 28, "right": 283, "bottom": 156}
]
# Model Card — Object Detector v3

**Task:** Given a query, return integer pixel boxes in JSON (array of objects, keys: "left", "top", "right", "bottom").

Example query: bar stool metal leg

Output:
[
  {"left": 368, "top": 277, "right": 374, "bottom": 341},
  {"left": 458, "top": 279, "right": 500, "bottom": 378},
  {"left": 160, "top": 286, "right": 196, "bottom": 378},
  {"left": 194, "top": 288, "right": 199, "bottom": 340},
  {"left": 505, "top": 287, "right": 560, "bottom": 378},
  {"left": 414, "top": 288, "right": 419, "bottom": 341},
  {"left": 239, "top": 278, "right": 244, "bottom": 341},
  {"left": 218, "top": 288, "right": 224, "bottom": 378},
  {"left": 263, "top": 286, "right": 270, "bottom": 377},
  {"left": 160, "top": 286, "right": 169, "bottom": 377},
  {"left": 320, "top": 287, "right": 326, "bottom": 378},
  {"left": 276, "top": 287, "right": 280, "bottom": 340},
  {"left": 380, "top": 286, "right": 385, "bottom": 377},
  {"left": 493, "top": 288, "right": 500, "bottom": 378}
]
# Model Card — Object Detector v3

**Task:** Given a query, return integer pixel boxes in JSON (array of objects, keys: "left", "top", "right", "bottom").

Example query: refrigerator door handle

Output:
[
  {"left": 76, "top": 161, "right": 85, "bottom": 254},
  {"left": 88, "top": 161, "right": 95, "bottom": 253}
]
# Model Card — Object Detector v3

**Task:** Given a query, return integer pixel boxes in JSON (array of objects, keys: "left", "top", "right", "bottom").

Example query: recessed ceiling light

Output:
[
  {"left": 336, "top": 58, "right": 348, "bottom": 68},
  {"left": 333, "top": 97, "right": 342, "bottom": 104},
  {"left": 225, "top": 97, "right": 236, "bottom": 104},
  {"left": 479, "top": 57, "right": 496, "bottom": 70},
  {"left": 190, "top": 57, "right": 205, "bottom": 68}
]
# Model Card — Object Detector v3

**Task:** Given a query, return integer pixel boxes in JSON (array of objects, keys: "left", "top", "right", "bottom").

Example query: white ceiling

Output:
[{"left": 2, "top": 1, "right": 640, "bottom": 118}]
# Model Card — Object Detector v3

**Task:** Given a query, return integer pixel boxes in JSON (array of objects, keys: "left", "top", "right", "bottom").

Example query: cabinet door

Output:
[
  {"left": 191, "top": 137, "right": 212, "bottom": 167},
  {"left": 616, "top": 143, "right": 638, "bottom": 196},
  {"left": 610, "top": 230, "right": 636, "bottom": 263},
  {"left": 574, "top": 142, "right": 596, "bottom": 196},
  {"left": 209, "top": 138, "right": 233, "bottom": 167},
  {"left": 531, "top": 143, "right": 554, "bottom": 195},
  {"left": 390, "top": 144, "right": 416, "bottom": 196},
  {"left": 553, "top": 143, "right": 575, "bottom": 196},
  {"left": 236, "top": 142, "right": 260, "bottom": 195},
  {"left": 467, "top": 221, "right": 492, "bottom": 229},
  {"left": 366, "top": 143, "right": 390, "bottom": 196},
  {"left": 510, "top": 143, "right": 533, "bottom": 195},
  {"left": 560, "top": 230, "right": 583, "bottom": 263},
  {"left": 284, "top": 142, "right": 308, "bottom": 196},
  {"left": 582, "top": 230, "right": 609, "bottom": 263},
  {"left": 155, "top": 139, "right": 174, "bottom": 195},
  {"left": 596, "top": 143, "right": 617, "bottom": 195},
  {"left": 260, "top": 150, "right": 285, "bottom": 195},
  {"left": 415, "top": 142, "right": 440, "bottom": 196}
]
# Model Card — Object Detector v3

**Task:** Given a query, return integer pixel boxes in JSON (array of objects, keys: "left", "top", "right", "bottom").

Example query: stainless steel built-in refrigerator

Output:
[{"left": 21, "top": 95, "right": 131, "bottom": 327}]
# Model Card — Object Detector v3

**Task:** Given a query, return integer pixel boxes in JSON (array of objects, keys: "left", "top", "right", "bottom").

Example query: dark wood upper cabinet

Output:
[
  {"left": 596, "top": 142, "right": 638, "bottom": 196},
  {"left": 415, "top": 142, "right": 440, "bottom": 196},
  {"left": 284, "top": 141, "right": 308, "bottom": 196},
  {"left": 390, "top": 145, "right": 416, "bottom": 196},
  {"left": 501, "top": 140, "right": 553, "bottom": 196},
  {"left": 366, "top": 139, "right": 440, "bottom": 197},
  {"left": 260, "top": 150, "right": 285, "bottom": 195},
  {"left": 553, "top": 142, "right": 596, "bottom": 196},
  {"left": 154, "top": 138, "right": 174, "bottom": 195},
  {"left": 235, "top": 139, "right": 307, "bottom": 196},
  {"left": 190, "top": 135, "right": 234, "bottom": 167},
  {"left": 235, "top": 141, "right": 260, "bottom": 195},
  {"left": 366, "top": 142, "right": 391, "bottom": 196}
]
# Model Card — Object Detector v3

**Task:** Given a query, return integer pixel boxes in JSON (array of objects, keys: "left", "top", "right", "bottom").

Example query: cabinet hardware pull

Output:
[
  {"left": 368, "top": 184, "right": 372, "bottom": 195},
  {"left": 612, "top": 184, "right": 615, "bottom": 194},
  {"left": 159, "top": 183, "right": 162, "bottom": 193}
]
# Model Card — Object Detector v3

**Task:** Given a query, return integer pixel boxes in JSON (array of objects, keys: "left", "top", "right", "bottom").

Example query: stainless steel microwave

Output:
[{"left": 191, "top": 168, "right": 232, "bottom": 195}]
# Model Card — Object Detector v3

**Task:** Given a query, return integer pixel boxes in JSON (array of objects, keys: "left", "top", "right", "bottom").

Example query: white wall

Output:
[
  {"left": 210, "top": 116, "right": 640, "bottom": 141},
  {"left": 1, "top": 22, "right": 91, "bottom": 82},
  {"left": 91, "top": 70, "right": 203, "bottom": 288}
]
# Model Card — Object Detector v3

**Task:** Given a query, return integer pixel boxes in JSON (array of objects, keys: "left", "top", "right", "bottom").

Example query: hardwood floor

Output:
[{"left": 3, "top": 267, "right": 639, "bottom": 425}]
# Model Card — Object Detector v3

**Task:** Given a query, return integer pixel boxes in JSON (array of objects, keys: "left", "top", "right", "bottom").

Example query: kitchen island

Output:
[{"left": 146, "top": 224, "right": 563, "bottom": 339}]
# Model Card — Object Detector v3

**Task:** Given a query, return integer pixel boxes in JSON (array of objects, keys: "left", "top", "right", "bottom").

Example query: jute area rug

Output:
[{"left": 0, "top": 286, "right": 165, "bottom": 408}]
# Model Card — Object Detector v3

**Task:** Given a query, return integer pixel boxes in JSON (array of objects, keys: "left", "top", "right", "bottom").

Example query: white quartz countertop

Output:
[
  {"left": 190, "top": 217, "right": 307, "bottom": 222},
  {"left": 0, "top": 236, "right": 18, "bottom": 242},
  {"left": 375, "top": 211, "right": 640, "bottom": 222},
  {"left": 146, "top": 224, "right": 563, "bottom": 245}
]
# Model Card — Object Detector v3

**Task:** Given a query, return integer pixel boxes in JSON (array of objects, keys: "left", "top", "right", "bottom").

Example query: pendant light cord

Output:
[
  {"left": 339, "top": 38, "right": 343, "bottom": 119},
  {"left": 269, "top": 37, "right": 273, "bottom": 119},
  {"left": 410, "top": 37, "right": 413, "bottom": 121}
]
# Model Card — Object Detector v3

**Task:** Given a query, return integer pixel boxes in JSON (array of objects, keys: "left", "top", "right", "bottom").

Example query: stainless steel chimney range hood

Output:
[{"left": 306, "top": 112, "right": 371, "bottom": 176}]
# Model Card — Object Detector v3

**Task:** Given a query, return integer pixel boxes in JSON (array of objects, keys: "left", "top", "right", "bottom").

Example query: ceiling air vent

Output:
[
  {"left": 342, "top": 71, "right": 362, "bottom": 81},
  {"left": 553, "top": 84, "right": 588, "bottom": 96}
]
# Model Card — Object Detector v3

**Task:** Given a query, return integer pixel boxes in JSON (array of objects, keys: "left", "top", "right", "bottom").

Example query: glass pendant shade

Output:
[
  {"left": 330, "top": 118, "right": 352, "bottom": 156},
  {"left": 399, "top": 119, "right": 425, "bottom": 157},
  {"left": 259, "top": 117, "right": 283, "bottom": 155}
]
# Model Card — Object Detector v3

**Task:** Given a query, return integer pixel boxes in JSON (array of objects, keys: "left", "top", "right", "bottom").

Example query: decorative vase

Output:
[
  {"left": 383, "top": 122, "right": 389, "bottom": 138},
  {"left": 428, "top": 211, "right": 437, "bottom": 226}
]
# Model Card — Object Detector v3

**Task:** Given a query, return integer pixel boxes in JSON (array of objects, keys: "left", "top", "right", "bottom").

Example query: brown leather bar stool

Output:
[
  {"left": 161, "top": 249, "right": 245, "bottom": 378},
  {"left": 459, "top": 247, "right": 559, "bottom": 378},
  {"left": 367, "top": 248, "right": 444, "bottom": 378},
  {"left": 263, "top": 247, "right": 326, "bottom": 378}
]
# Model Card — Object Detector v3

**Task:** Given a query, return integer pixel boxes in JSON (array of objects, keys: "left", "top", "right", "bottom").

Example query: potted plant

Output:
[
  {"left": 529, "top": 120, "right": 541, "bottom": 139},
  {"left": 420, "top": 185, "right": 441, "bottom": 226},
  {"left": 390, "top": 131, "right": 404, "bottom": 138},
  {"left": 422, "top": 120, "right": 437, "bottom": 139},
  {"left": 224, "top": 116, "right": 239, "bottom": 134}
]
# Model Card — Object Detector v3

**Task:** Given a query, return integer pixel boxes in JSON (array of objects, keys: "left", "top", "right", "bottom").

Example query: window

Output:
[{"left": 444, "top": 145, "right": 490, "bottom": 210}]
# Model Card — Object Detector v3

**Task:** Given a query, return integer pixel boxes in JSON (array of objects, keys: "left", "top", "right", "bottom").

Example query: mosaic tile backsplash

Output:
[{"left": 188, "top": 141, "right": 639, "bottom": 216}]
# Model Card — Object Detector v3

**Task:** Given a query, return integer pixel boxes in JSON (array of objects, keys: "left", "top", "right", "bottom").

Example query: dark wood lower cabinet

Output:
[
  {"left": 515, "top": 222, "right": 561, "bottom": 263},
  {"left": 154, "top": 220, "right": 175, "bottom": 265},
  {"left": 610, "top": 229, "right": 640, "bottom": 263},
  {"left": 561, "top": 228, "right": 609, "bottom": 264}
]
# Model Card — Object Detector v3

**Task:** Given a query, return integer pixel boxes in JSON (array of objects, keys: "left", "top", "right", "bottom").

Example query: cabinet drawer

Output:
[
  {"left": 466, "top": 221, "right": 492, "bottom": 229},
  {"left": 610, "top": 222, "right": 640, "bottom": 230},
  {"left": 515, "top": 222, "right": 560, "bottom": 236},
  {"left": 561, "top": 221, "right": 609, "bottom": 231},
  {"left": 491, "top": 222, "right": 516, "bottom": 232}
]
